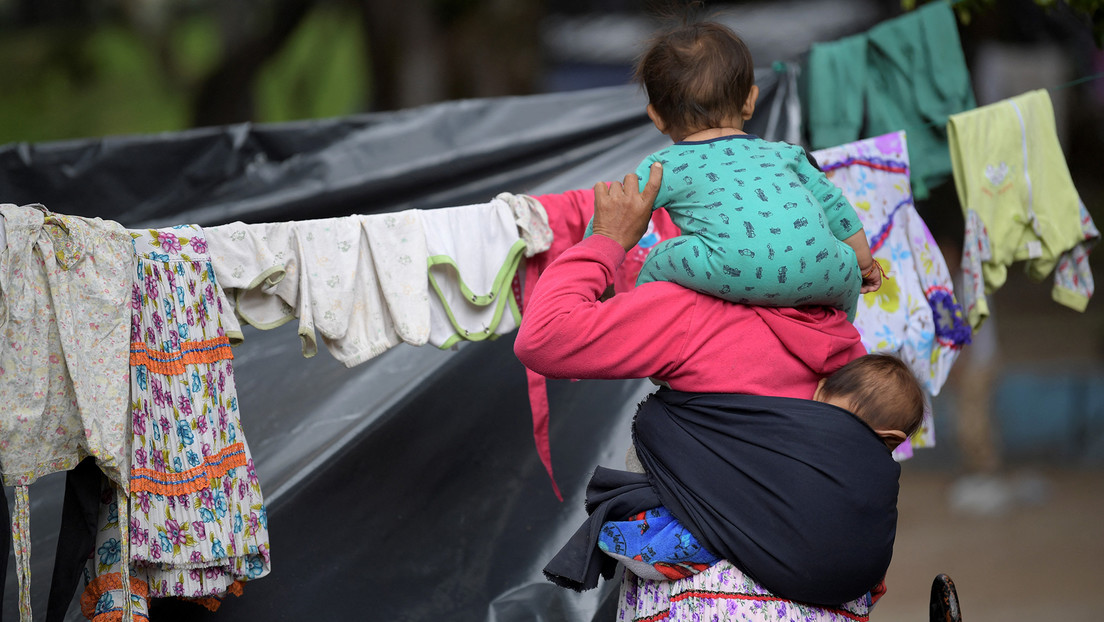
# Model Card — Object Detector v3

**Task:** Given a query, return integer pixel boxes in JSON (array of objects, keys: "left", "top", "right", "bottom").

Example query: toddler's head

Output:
[
  {"left": 635, "top": 21, "right": 757, "bottom": 141},
  {"left": 814, "top": 354, "right": 926, "bottom": 449}
]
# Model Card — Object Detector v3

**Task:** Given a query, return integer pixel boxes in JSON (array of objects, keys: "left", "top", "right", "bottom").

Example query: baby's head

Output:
[
  {"left": 814, "top": 354, "right": 926, "bottom": 450},
  {"left": 635, "top": 21, "right": 758, "bottom": 141}
]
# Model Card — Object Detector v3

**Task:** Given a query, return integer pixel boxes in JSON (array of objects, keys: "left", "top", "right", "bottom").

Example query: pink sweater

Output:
[{"left": 515, "top": 235, "right": 867, "bottom": 398}]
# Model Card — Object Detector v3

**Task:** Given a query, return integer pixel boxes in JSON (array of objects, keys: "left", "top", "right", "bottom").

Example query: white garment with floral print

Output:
[
  {"left": 84, "top": 225, "right": 270, "bottom": 617},
  {"left": 0, "top": 204, "right": 134, "bottom": 488},
  {"left": 205, "top": 211, "right": 430, "bottom": 367},
  {"left": 204, "top": 219, "right": 298, "bottom": 334},
  {"left": 812, "top": 132, "right": 972, "bottom": 451},
  {"left": 0, "top": 204, "right": 136, "bottom": 621},
  {"left": 495, "top": 191, "right": 554, "bottom": 258},
  {"left": 617, "top": 560, "right": 872, "bottom": 622}
]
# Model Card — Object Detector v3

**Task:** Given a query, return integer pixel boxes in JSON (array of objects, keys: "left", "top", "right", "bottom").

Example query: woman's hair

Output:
[
  {"left": 820, "top": 353, "right": 926, "bottom": 438},
  {"left": 634, "top": 21, "right": 755, "bottom": 140}
]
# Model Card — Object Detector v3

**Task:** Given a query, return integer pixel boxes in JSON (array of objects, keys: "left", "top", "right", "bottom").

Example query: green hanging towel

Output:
[
  {"left": 806, "top": 33, "right": 868, "bottom": 151},
  {"left": 807, "top": 1, "right": 976, "bottom": 199}
]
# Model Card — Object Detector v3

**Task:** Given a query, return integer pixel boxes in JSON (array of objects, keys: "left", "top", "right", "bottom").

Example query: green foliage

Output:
[
  {"left": 904, "top": 0, "right": 1104, "bottom": 46},
  {"left": 255, "top": 4, "right": 368, "bottom": 124},
  {"left": 1062, "top": 0, "right": 1104, "bottom": 46},
  {"left": 0, "top": 4, "right": 371, "bottom": 145},
  {"left": 170, "top": 13, "right": 223, "bottom": 84},
  {"left": 0, "top": 25, "right": 188, "bottom": 144}
]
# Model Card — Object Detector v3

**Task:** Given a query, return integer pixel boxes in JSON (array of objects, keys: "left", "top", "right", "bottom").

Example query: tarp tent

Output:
[{"left": 0, "top": 63, "right": 855, "bottom": 622}]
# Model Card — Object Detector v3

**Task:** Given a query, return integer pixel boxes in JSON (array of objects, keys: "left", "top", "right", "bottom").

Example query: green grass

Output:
[{"left": 0, "top": 4, "right": 369, "bottom": 146}]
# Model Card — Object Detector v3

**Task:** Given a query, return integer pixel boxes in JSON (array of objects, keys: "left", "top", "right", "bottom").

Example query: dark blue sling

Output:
[{"left": 545, "top": 389, "right": 900, "bottom": 606}]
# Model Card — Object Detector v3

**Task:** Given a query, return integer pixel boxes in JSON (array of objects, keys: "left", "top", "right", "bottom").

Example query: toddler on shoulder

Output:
[{"left": 622, "top": 21, "right": 883, "bottom": 319}]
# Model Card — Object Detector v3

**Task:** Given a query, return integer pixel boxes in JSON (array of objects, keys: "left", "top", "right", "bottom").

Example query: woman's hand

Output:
[{"left": 591, "top": 162, "right": 663, "bottom": 252}]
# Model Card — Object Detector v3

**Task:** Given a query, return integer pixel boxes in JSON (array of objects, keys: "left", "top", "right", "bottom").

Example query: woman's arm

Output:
[{"left": 515, "top": 165, "right": 698, "bottom": 380}]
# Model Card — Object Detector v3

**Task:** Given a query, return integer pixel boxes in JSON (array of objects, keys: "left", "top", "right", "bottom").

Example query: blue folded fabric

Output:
[{"left": 598, "top": 506, "right": 720, "bottom": 581}]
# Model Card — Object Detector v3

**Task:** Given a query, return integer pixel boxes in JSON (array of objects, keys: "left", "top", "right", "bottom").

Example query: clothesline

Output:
[{"left": 1053, "top": 69, "right": 1104, "bottom": 91}]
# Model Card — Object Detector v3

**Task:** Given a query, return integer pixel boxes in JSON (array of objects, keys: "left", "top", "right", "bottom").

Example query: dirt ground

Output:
[{"left": 873, "top": 468, "right": 1104, "bottom": 622}]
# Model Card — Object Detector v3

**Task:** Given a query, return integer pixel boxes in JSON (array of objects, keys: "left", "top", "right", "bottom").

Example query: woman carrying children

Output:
[
  {"left": 517, "top": 164, "right": 922, "bottom": 621},
  {"left": 516, "top": 20, "right": 921, "bottom": 622}
]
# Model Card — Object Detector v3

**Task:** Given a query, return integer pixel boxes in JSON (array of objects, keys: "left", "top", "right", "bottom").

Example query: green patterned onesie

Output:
[{"left": 636, "top": 134, "right": 864, "bottom": 320}]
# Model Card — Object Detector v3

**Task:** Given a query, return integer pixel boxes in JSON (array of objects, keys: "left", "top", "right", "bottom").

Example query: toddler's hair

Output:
[
  {"left": 820, "top": 353, "right": 925, "bottom": 438},
  {"left": 634, "top": 21, "right": 755, "bottom": 140}
]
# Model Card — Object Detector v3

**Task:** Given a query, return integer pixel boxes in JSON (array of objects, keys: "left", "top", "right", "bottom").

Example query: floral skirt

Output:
[
  {"left": 616, "top": 560, "right": 872, "bottom": 622},
  {"left": 82, "top": 225, "right": 270, "bottom": 619}
]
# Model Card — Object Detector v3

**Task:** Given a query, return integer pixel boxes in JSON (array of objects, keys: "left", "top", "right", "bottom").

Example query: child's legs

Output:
[
  {"left": 780, "top": 239, "right": 861, "bottom": 320},
  {"left": 637, "top": 235, "right": 861, "bottom": 317},
  {"left": 635, "top": 235, "right": 751, "bottom": 301},
  {"left": 794, "top": 240, "right": 861, "bottom": 321}
]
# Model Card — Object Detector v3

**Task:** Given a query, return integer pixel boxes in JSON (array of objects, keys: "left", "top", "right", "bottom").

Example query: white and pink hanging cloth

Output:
[{"left": 812, "top": 131, "right": 972, "bottom": 452}]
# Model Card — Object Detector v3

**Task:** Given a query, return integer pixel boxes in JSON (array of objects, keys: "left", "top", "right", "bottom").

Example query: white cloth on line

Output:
[
  {"left": 204, "top": 211, "right": 430, "bottom": 367},
  {"left": 420, "top": 199, "right": 527, "bottom": 349}
]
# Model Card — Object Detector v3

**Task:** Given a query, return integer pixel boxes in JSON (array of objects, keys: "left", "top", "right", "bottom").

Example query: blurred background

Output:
[{"left": 1, "top": 0, "right": 1103, "bottom": 620}]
